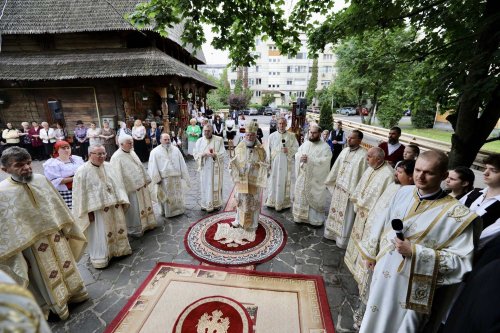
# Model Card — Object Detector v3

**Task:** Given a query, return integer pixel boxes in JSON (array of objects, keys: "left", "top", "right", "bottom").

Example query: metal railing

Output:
[{"left": 306, "top": 114, "right": 491, "bottom": 170}]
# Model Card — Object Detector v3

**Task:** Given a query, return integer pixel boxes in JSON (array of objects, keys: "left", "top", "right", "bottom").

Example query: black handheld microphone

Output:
[
  {"left": 391, "top": 219, "right": 405, "bottom": 258},
  {"left": 282, "top": 139, "right": 286, "bottom": 148}
]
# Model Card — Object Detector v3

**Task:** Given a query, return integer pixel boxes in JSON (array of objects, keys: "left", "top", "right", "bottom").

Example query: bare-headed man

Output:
[
  {"left": 293, "top": 124, "right": 332, "bottom": 225},
  {"left": 73, "top": 144, "right": 132, "bottom": 268},
  {"left": 193, "top": 125, "right": 226, "bottom": 212},
  {"left": 148, "top": 133, "right": 190, "bottom": 217},
  {"left": 0, "top": 146, "right": 88, "bottom": 319}
]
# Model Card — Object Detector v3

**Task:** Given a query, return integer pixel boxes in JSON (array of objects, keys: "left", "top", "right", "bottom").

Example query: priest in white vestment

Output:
[
  {"left": 345, "top": 147, "right": 395, "bottom": 283},
  {"left": 110, "top": 135, "right": 157, "bottom": 236},
  {"left": 292, "top": 124, "right": 332, "bottom": 225},
  {"left": 229, "top": 121, "right": 268, "bottom": 231},
  {"left": 73, "top": 144, "right": 132, "bottom": 269},
  {"left": 193, "top": 124, "right": 226, "bottom": 212},
  {"left": 359, "top": 150, "right": 478, "bottom": 333},
  {"left": 324, "top": 130, "right": 368, "bottom": 248},
  {"left": 0, "top": 147, "right": 88, "bottom": 320},
  {"left": 350, "top": 159, "right": 415, "bottom": 328},
  {"left": 265, "top": 117, "right": 299, "bottom": 211},
  {"left": 148, "top": 133, "right": 190, "bottom": 217}
]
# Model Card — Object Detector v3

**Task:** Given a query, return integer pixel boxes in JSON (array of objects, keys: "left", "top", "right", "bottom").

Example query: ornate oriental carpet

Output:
[
  {"left": 105, "top": 262, "right": 335, "bottom": 333},
  {"left": 185, "top": 211, "right": 287, "bottom": 266}
]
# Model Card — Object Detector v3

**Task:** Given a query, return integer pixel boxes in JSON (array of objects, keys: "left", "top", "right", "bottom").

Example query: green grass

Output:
[{"left": 404, "top": 128, "right": 500, "bottom": 153}]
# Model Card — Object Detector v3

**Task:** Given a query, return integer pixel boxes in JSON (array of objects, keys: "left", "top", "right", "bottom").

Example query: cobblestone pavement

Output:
[{"left": 1, "top": 156, "right": 359, "bottom": 333}]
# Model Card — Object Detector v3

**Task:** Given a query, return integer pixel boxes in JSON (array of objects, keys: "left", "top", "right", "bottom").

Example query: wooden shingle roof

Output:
[
  {"left": 0, "top": 48, "right": 216, "bottom": 87},
  {"left": 0, "top": 0, "right": 206, "bottom": 63}
]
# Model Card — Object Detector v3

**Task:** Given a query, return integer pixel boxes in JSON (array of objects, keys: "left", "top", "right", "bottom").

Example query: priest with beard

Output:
[
  {"left": 0, "top": 147, "right": 88, "bottom": 320},
  {"left": 73, "top": 144, "right": 132, "bottom": 269},
  {"left": 193, "top": 125, "right": 226, "bottom": 212},
  {"left": 110, "top": 134, "right": 157, "bottom": 237},
  {"left": 265, "top": 117, "right": 299, "bottom": 211},
  {"left": 148, "top": 133, "right": 190, "bottom": 217},
  {"left": 229, "top": 121, "right": 268, "bottom": 231},
  {"left": 293, "top": 124, "right": 332, "bottom": 225}
]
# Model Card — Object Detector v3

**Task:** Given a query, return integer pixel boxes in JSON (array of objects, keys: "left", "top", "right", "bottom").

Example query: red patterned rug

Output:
[
  {"left": 185, "top": 211, "right": 287, "bottom": 267},
  {"left": 105, "top": 262, "right": 335, "bottom": 333}
]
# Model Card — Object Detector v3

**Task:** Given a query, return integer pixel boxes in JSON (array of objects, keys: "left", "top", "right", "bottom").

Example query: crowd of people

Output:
[{"left": 0, "top": 114, "right": 499, "bottom": 333}]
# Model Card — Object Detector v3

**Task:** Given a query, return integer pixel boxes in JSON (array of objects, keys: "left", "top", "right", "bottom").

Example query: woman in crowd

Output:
[
  {"left": 29, "top": 121, "right": 44, "bottom": 160},
  {"left": 132, "top": 119, "right": 148, "bottom": 162},
  {"left": 445, "top": 166, "right": 475, "bottom": 199},
  {"left": 213, "top": 115, "right": 224, "bottom": 137},
  {"left": 43, "top": 140, "right": 84, "bottom": 209},
  {"left": 39, "top": 121, "right": 56, "bottom": 159},
  {"left": 2, "top": 123, "right": 20, "bottom": 147},
  {"left": 116, "top": 120, "right": 132, "bottom": 145},
  {"left": 238, "top": 114, "right": 246, "bottom": 142},
  {"left": 19, "top": 121, "right": 33, "bottom": 157},
  {"left": 403, "top": 143, "right": 420, "bottom": 160},
  {"left": 147, "top": 121, "right": 162, "bottom": 149},
  {"left": 100, "top": 120, "right": 116, "bottom": 161},
  {"left": 73, "top": 120, "right": 89, "bottom": 160},
  {"left": 186, "top": 118, "right": 201, "bottom": 156},
  {"left": 54, "top": 121, "right": 67, "bottom": 141},
  {"left": 86, "top": 121, "right": 102, "bottom": 146}
]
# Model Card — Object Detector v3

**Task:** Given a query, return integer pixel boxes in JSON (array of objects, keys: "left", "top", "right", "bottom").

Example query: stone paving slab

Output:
[{"left": 1, "top": 156, "right": 359, "bottom": 333}]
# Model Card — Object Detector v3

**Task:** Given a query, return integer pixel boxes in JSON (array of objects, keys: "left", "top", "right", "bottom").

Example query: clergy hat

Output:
[{"left": 245, "top": 121, "right": 259, "bottom": 134}]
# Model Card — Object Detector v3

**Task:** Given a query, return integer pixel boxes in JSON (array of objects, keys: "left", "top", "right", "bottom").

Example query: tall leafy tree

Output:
[
  {"left": 218, "top": 68, "right": 231, "bottom": 105},
  {"left": 306, "top": 58, "right": 318, "bottom": 105}
]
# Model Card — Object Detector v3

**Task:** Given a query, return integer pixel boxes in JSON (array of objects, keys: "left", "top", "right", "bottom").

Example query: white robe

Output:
[
  {"left": 148, "top": 144, "right": 190, "bottom": 217},
  {"left": 359, "top": 187, "right": 476, "bottom": 333},
  {"left": 324, "top": 146, "right": 368, "bottom": 247},
  {"left": 110, "top": 149, "right": 157, "bottom": 236},
  {"left": 73, "top": 162, "right": 132, "bottom": 268},
  {"left": 265, "top": 131, "right": 299, "bottom": 211},
  {"left": 193, "top": 135, "right": 226, "bottom": 212},
  {"left": 292, "top": 140, "right": 332, "bottom": 225}
]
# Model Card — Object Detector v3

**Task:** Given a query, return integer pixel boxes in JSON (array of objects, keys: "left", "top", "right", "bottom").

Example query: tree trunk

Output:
[{"left": 447, "top": 0, "right": 500, "bottom": 168}]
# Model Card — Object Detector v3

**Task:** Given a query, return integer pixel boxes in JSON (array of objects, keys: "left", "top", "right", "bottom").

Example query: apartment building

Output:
[{"left": 227, "top": 35, "right": 336, "bottom": 106}]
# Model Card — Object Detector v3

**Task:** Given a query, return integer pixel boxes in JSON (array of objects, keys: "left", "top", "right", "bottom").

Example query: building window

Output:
[
  {"left": 256, "top": 78, "right": 262, "bottom": 84},
  {"left": 268, "top": 84, "right": 272, "bottom": 88},
  {"left": 248, "top": 78, "right": 255, "bottom": 85},
  {"left": 321, "top": 80, "right": 331, "bottom": 87},
  {"left": 323, "top": 54, "right": 333, "bottom": 60},
  {"left": 230, "top": 79, "right": 236, "bottom": 85},
  {"left": 268, "top": 45, "right": 277, "bottom": 50},
  {"left": 256, "top": 39, "right": 261, "bottom": 45},
  {"left": 287, "top": 66, "right": 292, "bottom": 73},
  {"left": 296, "top": 52, "right": 307, "bottom": 59},
  {"left": 321, "top": 66, "right": 333, "bottom": 73},
  {"left": 269, "top": 71, "right": 272, "bottom": 75},
  {"left": 297, "top": 91, "right": 305, "bottom": 97},
  {"left": 255, "top": 91, "right": 261, "bottom": 97},
  {"left": 255, "top": 66, "right": 259, "bottom": 72},
  {"left": 286, "top": 79, "right": 293, "bottom": 85}
]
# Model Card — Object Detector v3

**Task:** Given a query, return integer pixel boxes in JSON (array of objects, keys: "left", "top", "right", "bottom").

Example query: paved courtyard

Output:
[{"left": 1, "top": 153, "right": 359, "bottom": 333}]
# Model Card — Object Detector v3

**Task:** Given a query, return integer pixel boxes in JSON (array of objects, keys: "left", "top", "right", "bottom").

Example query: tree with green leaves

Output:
[
  {"left": 318, "top": 102, "right": 333, "bottom": 132},
  {"left": 261, "top": 93, "right": 274, "bottom": 106},
  {"left": 306, "top": 58, "right": 318, "bottom": 105},
  {"left": 218, "top": 68, "right": 231, "bottom": 105},
  {"left": 130, "top": 0, "right": 500, "bottom": 167}
]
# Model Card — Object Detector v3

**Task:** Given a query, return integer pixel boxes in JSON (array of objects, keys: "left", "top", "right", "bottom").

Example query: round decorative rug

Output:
[
  {"left": 172, "top": 296, "right": 252, "bottom": 333},
  {"left": 185, "top": 212, "right": 287, "bottom": 266}
]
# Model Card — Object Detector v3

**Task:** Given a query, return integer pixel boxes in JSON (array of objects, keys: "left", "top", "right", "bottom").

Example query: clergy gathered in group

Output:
[{"left": 1, "top": 115, "right": 498, "bottom": 333}]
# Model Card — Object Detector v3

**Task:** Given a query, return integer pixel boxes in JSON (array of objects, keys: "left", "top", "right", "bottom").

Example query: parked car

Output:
[
  {"left": 263, "top": 106, "right": 274, "bottom": 115},
  {"left": 338, "top": 107, "right": 357, "bottom": 116},
  {"left": 241, "top": 109, "right": 250, "bottom": 115},
  {"left": 248, "top": 108, "right": 258, "bottom": 115}
]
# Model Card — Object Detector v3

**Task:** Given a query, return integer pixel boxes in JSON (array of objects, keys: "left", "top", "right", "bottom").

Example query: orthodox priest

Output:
[
  {"left": 148, "top": 133, "right": 190, "bottom": 217},
  {"left": 293, "top": 124, "right": 332, "bottom": 225},
  {"left": 229, "top": 121, "right": 268, "bottom": 231},
  {"left": 359, "top": 150, "right": 477, "bottom": 333},
  {"left": 265, "top": 117, "right": 299, "bottom": 211},
  {"left": 0, "top": 147, "right": 88, "bottom": 320},
  {"left": 193, "top": 124, "right": 226, "bottom": 212},
  {"left": 110, "top": 134, "right": 157, "bottom": 236},
  {"left": 73, "top": 144, "right": 132, "bottom": 269},
  {"left": 324, "top": 130, "right": 367, "bottom": 247}
]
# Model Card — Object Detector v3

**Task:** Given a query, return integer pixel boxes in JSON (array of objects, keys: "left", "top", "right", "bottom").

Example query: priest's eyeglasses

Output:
[{"left": 90, "top": 152, "right": 107, "bottom": 157}]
